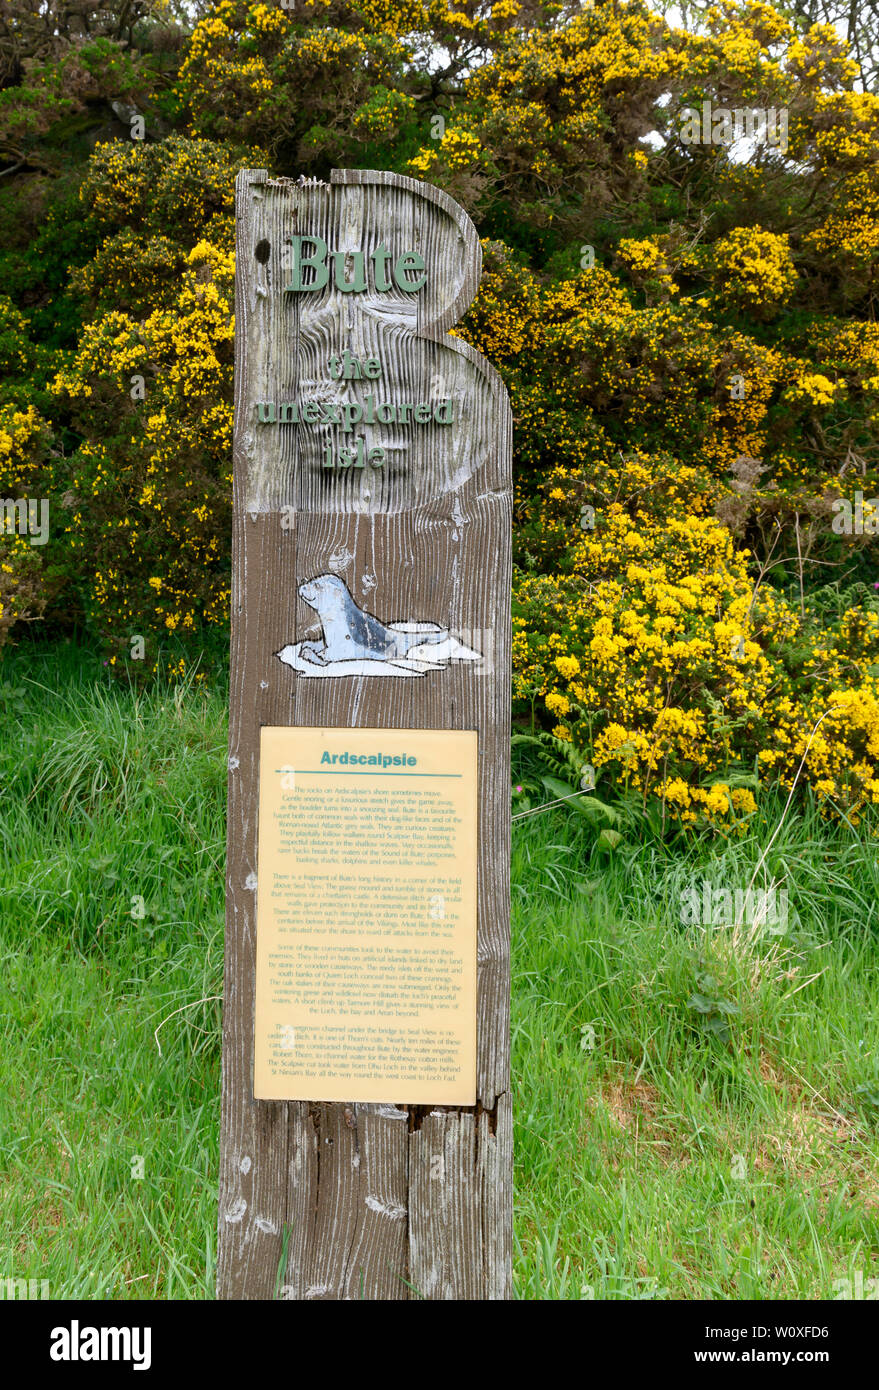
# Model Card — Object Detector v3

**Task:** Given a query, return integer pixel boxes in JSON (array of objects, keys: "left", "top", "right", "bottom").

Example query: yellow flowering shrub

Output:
[
  {"left": 41, "top": 139, "right": 257, "bottom": 666},
  {"left": 709, "top": 228, "right": 798, "bottom": 318},
  {"left": 514, "top": 480, "right": 879, "bottom": 824},
  {"left": 804, "top": 92, "right": 879, "bottom": 294},
  {"left": 1, "top": 0, "right": 879, "bottom": 829},
  {"left": 178, "top": 0, "right": 416, "bottom": 163},
  {"left": 53, "top": 237, "right": 235, "bottom": 658},
  {"left": 617, "top": 236, "right": 679, "bottom": 300},
  {"left": 0, "top": 403, "right": 54, "bottom": 647},
  {"left": 0, "top": 533, "right": 45, "bottom": 646}
]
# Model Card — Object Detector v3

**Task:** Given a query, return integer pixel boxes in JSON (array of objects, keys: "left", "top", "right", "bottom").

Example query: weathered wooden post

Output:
[{"left": 219, "top": 168, "right": 512, "bottom": 1300}]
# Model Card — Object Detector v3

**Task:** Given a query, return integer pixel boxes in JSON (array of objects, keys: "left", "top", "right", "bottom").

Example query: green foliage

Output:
[{"left": 0, "top": 0, "right": 878, "bottom": 817}]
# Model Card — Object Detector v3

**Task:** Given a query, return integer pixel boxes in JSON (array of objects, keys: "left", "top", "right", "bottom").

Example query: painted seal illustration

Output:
[{"left": 276, "top": 574, "right": 483, "bottom": 678}]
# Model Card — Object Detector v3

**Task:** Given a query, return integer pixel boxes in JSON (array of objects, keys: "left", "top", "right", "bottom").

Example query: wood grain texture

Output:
[{"left": 219, "top": 168, "right": 512, "bottom": 1300}]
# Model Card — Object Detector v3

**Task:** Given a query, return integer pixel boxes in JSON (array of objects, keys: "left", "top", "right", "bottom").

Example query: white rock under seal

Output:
[{"left": 276, "top": 574, "right": 482, "bottom": 678}]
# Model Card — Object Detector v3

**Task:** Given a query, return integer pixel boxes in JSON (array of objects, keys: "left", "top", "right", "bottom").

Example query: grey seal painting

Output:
[{"left": 276, "top": 574, "right": 483, "bottom": 677}]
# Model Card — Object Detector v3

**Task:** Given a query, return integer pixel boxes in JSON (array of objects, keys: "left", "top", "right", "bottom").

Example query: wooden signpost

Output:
[{"left": 218, "top": 168, "right": 512, "bottom": 1300}]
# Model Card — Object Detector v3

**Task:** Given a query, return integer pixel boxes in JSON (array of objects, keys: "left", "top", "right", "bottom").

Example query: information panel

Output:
[{"left": 254, "top": 726, "right": 478, "bottom": 1104}]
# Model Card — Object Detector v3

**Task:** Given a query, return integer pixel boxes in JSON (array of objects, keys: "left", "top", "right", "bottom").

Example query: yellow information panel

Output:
[{"left": 253, "top": 726, "right": 478, "bottom": 1104}]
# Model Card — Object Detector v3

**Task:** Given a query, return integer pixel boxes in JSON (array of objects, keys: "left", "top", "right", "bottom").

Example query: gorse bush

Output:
[
  {"left": 48, "top": 137, "right": 260, "bottom": 657},
  {"left": 513, "top": 476, "right": 879, "bottom": 825},
  {"left": 2, "top": 0, "right": 879, "bottom": 820}
]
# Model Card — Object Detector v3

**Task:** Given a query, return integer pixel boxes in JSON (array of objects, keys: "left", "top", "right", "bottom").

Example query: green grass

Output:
[
  {"left": 0, "top": 643, "right": 223, "bottom": 1298},
  {"left": 511, "top": 812, "right": 879, "bottom": 1299},
  {"left": 1, "top": 641, "right": 878, "bottom": 1299}
]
